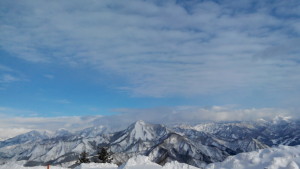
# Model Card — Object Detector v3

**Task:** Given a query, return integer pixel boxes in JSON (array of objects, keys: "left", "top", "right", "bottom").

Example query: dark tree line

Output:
[
  {"left": 98, "top": 147, "right": 112, "bottom": 163},
  {"left": 78, "top": 146, "right": 113, "bottom": 164},
  {"left": 78, "top": 150, "right": 90, "bottom": 163}
]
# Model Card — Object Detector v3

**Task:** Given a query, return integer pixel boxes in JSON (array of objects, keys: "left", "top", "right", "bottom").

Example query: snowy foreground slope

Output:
[
  {"left": 1, "top": 146, "right": 300, "bottom": 169},
  {"left": 206, "top": 145, "right": 300, "bottom": 169},
  {"left": 0, "top": 156, "right": 199, "bottom": 169}
]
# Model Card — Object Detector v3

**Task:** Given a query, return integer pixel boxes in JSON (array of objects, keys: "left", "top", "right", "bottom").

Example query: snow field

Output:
[
  {"left": 0, "top": 155, "right": 199, "bottom": 169},
  {"left": 0, "top": 163, "right": 65, "bottom": 169},
  {"left": 119, "top": 155, "right": 162, "bottom": 169},
  {"left": 119, "top": 155, "right": 199, "bottom": 169},
  {"left": 206, "top": 145, "right": 300, "bottom": 169},
  {"left": 75, "top": 163, "right": 118, "bottom": 169}
]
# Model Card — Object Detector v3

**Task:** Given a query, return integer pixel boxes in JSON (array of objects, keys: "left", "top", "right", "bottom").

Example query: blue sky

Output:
[{"left": 0, "top": 0, "right": 300, "bottom": 123}]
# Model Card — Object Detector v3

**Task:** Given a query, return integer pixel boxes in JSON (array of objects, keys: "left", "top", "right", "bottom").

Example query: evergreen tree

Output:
[
  {"left": 97, "top": 146, "right": 112, "bottom": 163},
  {"left": 78, "top": 150, "right": 90, "bottom": 163}
]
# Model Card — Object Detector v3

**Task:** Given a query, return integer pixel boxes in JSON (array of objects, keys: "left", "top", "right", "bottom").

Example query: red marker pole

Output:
[{"left": 47, "top": 165, "right": 50, "bottom": 169}]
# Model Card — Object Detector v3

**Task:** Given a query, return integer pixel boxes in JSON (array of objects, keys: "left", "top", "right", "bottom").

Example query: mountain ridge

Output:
[{"left": 0, "top": 119, "right": 299, "bottom": 168}]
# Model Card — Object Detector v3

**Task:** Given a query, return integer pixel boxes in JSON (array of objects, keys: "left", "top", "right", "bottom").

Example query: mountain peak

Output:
[
  {"left": 127, "top": 120, "right": 147, "bottom": 131},
  {"left": 128, "top": 120, "right": 152, "bottom": 141},
  {"left": 54, "top": 129, "right": 73, "bottom": 137},
  {"left": 122, "top": 120, "right": 168, "bottom": 142},
  {"left": 136, "top": 120, "right": 146, "bottom": 124},
  {"left": 19, "top": 130, "right": 49, "bottom": 138},
  {"left": 134, "top": 120, "right": 146, "bottom": 127},
  {"left": 272, "top": 115, "right": 292, "bottom": 124}
]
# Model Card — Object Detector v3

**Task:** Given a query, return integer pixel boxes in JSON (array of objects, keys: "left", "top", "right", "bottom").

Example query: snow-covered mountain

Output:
[
  {"left": 0, "top": 118, "right": 299, "bottom": 168},
  {"left": 2, "top": 145, "right": 300, "bottom": 169},
  {"left": 0, "top": 130, "right": 50, "bottom": 149}
]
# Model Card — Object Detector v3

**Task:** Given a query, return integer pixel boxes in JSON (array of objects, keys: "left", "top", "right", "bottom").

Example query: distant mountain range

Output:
[{"left": 0, "top": 116, "right": 300, "bottom": 168}]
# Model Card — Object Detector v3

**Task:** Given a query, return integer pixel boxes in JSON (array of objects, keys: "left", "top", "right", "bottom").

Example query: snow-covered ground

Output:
[
  {"left": 206, "top": 145, "right": 300, "bottom": 169},
  {"left": 0, "top": 156, "right": 198, "bottom": 169},
  {"left": 75, "top": 163, "right": 118, "bottom": 169},
  {"left": 1, "top": 145, "right": 300, "bottom": 169},
  {"left": 0, "top": 163, "right": 66, "bottom": 169}
]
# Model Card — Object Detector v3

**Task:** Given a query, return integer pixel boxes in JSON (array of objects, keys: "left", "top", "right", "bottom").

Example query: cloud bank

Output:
[
  {"left": 0, "top": 105, "right": 296, "bottom": 139},
  {"left": 104, "top": 106, "right": 294, "bottom": 126},
  {"left": 0, "top": 111, "right": 102, "bottom": 139}
]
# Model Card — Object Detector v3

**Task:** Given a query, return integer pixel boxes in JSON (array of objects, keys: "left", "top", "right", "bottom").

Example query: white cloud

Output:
[
  {"left": 0, "top": 128, "right": 32, "bottom": 141},
  {"left": 110, "top": 106, "right": 294, "bottom": 125},
  {"left": 0, "top": 74, "right": 20, "bottom": 83},
  {"left": 0, "top": 111, "right": 102, "bottom": 139},
  {"left": 0, "top": 64, "right": 26, "bottom": 89},
  {"left": 0, "top": 106, "right": 100, "bottom": 129},
  {"left": 0, "top": 0, "right": 299, "bottom": 99}
]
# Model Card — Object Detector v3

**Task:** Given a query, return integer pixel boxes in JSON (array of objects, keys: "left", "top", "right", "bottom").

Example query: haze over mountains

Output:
[{"left": 0, "top": 106, "right": 296, "bottom": 140}]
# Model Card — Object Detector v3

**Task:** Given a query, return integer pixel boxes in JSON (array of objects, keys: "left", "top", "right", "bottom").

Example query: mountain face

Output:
[
  {"left": 0, "top": 118, "right": 299, "bottom": 168},
  {"left": 0, "top": 130, "right": 50, "bottom": 149}
]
